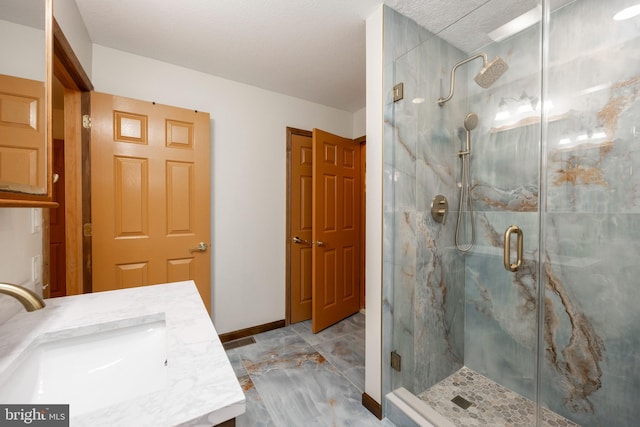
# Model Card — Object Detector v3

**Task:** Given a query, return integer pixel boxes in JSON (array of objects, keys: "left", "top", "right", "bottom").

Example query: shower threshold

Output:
[{"left": 415, "top": 366, "right": 579, "bottom": 426}]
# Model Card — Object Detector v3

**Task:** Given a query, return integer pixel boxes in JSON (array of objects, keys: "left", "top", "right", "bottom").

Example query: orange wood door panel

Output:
[
  {"left": 0, "top": 74, "right": 46, "bottom": 193},
  {"left": 312, "top": 128, "right": 361, "bottom": 333},
  {"left": 91, "top": 92, "right": 211, "bottom": 312},
  {"left": 290, "top": 132, "right": 313, "bottom": 323}
]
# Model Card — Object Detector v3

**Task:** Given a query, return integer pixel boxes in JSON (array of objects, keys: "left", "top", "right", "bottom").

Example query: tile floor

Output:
[{"left": 224, "top": 313, "right": 394, "bottom": 427}]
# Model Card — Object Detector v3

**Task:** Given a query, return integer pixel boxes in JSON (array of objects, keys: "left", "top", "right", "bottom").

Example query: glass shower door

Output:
[
  {"left": 430, "top": 8, "right": 545, "bottom": 423},
  {"left": 539, "top": 0, "right": 640, "bottom": 425}
]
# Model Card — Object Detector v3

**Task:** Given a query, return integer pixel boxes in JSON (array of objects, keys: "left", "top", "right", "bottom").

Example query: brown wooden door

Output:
[
  {"left": 289, "top": 130, "right": 313, "bottom": 323},
  {"left": 311, "top": 128, "right": 361, "bottom": 332},
  {"left": 91, "top": 92, "right": 211, "bottom": 313},
  {"left": 49, "top": 139, "right": 66, "bottom": 297},
  {"left": 0, "top": 74, "right": 46, "bottom": 193}
]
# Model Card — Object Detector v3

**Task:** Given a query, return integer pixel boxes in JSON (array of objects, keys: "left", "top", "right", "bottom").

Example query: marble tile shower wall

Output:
[{"left": 383, "top": 0, "right": 640, "bottom": 426}]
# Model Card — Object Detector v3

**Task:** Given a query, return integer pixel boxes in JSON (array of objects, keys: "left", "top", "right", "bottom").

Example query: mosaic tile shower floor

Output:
[{"left": 417, "top": 367, "right": 579, "bottom": 427}]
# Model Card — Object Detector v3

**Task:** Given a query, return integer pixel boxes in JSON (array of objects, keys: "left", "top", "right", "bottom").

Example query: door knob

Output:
[
  {"left": 189, "top": 242, "right": 208, "bottom": 253},
  {"left": 314, "top": 240, "right": 325, "bottom": 247},
  {"left": 292, "top": 236, "right": 310, "bottom": 244}
]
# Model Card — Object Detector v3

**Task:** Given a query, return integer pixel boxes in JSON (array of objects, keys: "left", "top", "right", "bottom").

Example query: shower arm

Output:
[{"left": 437, "top": 53, "right": 488, "bottom": 106}]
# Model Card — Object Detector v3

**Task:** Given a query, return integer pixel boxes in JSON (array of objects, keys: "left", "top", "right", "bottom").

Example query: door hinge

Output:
[
  {"left": 82, "top": 115, "right": 92, "bottom": 129},
  {"left": 393, "top": 83, "right": 404, "bottom": 102},
  {"left": 391, "top": 350, "right": 401, "bottom": 371},
  {"left": 83, "top": 223, "right": 92, "bottom": 237}
]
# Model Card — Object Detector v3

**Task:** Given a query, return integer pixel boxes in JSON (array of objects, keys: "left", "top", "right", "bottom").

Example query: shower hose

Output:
[{"left": 455, "top": 151, "right": 475, "bottom": 252}]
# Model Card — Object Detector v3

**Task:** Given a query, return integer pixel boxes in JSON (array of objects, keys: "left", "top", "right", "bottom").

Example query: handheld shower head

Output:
[
  {"left": 474, "top": 57, "right": 509, "bottom": 89},
  {"left": 462, "top": 112, "right": 478, "bottom": 154},
  {"left": 438, "top": 53, "right": 509, "bottom": 105},
  {"left": 464, "top": 112, "right": 479, "bottom": 131}
]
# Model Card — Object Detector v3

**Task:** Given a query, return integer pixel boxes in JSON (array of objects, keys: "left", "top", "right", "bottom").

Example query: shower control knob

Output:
[{"left": 431, "top": 195, "right": 448, "bottom": 225}]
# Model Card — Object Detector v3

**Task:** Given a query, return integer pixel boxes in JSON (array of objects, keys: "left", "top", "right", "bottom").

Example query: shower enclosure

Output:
[{"left": 382, "top": 0, "right": 640, "bottom": 426}]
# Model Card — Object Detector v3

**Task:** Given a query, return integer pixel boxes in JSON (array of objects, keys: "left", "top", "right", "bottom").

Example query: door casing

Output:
[{"left": 48, "top": 19, "right": 93, "bottom": 297}]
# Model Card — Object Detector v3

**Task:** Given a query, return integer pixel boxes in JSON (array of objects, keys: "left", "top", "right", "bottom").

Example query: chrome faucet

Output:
[{"left": 0, "top": 282, "right": 46, "bottom": 311}]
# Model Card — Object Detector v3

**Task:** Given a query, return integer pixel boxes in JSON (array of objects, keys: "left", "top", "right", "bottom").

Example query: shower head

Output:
[
  {"left": 464, "top": 113, "right": 479, "bottom": 131},
  {"left": 438, "top": 53, "right": 509, "bottom": 105},
  {"left": 474, "top": 57, "right": 509, "bottom": 89},
  {"left": 462, "top": 112, "right": 478, "bottom": 153}
]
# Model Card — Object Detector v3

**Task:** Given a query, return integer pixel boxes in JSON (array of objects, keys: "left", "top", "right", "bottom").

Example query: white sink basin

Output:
[{"left": 0, "top": 318, "right": 168, "bottom": 416}]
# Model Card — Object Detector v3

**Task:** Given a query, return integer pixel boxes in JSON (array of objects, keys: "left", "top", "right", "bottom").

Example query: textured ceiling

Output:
[{"left": 67, "top": 1, "right": 570, "bottom": 112}]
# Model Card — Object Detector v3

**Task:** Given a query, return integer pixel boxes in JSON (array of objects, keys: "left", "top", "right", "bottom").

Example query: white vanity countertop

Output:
[{"left": 0, "top": 281, "right": 245, "bottom": 427}]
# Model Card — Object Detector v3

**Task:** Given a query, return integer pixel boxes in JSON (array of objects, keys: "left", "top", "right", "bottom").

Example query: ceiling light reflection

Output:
[
  {"left": 558, "top": 129, "right": 608, "bottom": 148},
  {"left": 613, "top": 4, "right": 640, "bottom": 20},
  {"left": 495, "top": 110, "right": 511, "bottom": 121},
  {"left": 489, "top": 6, "right": 542, "bottom": 42}
]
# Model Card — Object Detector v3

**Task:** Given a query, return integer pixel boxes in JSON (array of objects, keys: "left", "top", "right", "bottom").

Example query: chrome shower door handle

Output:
[{"left": 504, "top": 226, "right": 523, "bottom": 272}]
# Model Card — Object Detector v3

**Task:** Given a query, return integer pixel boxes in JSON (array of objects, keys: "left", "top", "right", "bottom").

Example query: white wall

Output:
[
  {"left": 0, "top": 209, "right": 43, "bottom": 325},
  {"left": 0, "top": 19, "right": 44, "bottom": 81},
  {"left": 353, "top": 106, "right": 367, "bottom": 138},
  {"left": 92, "top": 45, "right": 357, "bottom": 334},
  {"left": 365, "top": 5, "right": 384, "bottom": 405},
  {"left": 53, "top": 0, "right": 93, "bottom": 78}
]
